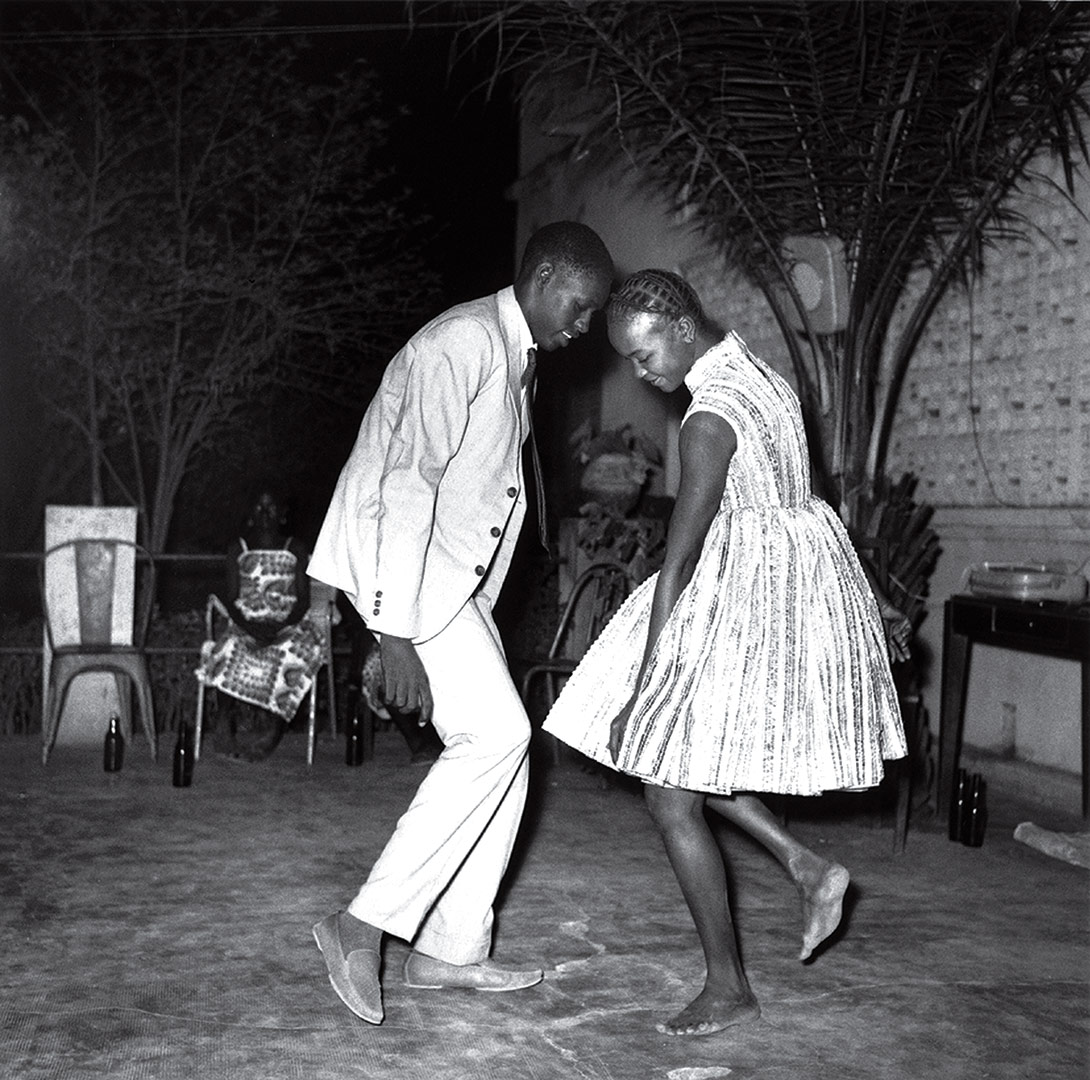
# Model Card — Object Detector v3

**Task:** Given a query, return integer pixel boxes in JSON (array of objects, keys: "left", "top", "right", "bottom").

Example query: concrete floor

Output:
[{"left": 1, "top": 729, "right": 1087, "bottom": 1080}]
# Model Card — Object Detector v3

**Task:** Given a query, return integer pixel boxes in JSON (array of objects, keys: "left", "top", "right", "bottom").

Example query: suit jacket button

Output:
[
  {"left": 474, "top": 565, "right": 485, "bottom": 576},
  {"left": 506, "top": 486, "right": 517, "bottom": 497},
  {"left": 490, "top": 526, "right": 501, "bottom": 538}
]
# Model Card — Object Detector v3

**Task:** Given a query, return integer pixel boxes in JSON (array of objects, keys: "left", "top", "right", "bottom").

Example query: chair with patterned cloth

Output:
[{"left": 194, "top": 580, "right": 339, "bottom": 765}]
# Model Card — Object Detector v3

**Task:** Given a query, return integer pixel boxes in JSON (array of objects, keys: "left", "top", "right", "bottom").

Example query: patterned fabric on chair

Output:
[{"left": 193, "top": 582, "right": 339, "bottom": 765}]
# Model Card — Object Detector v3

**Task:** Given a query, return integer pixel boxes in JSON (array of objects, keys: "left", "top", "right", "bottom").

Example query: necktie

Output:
[{"left": 523, "top": 348, "right": 548, "bottom": 549}]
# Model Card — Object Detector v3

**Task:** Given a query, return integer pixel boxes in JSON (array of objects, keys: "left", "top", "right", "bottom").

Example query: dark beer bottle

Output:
[
  {"left": 172, "top": 722, "right": 194, "bottom": 787},
  {"left": 103, "top": 713, "right": 124, "bottom": 772},
  {"left": 345, "top": 708, "right": 365, "bottom": 767}
]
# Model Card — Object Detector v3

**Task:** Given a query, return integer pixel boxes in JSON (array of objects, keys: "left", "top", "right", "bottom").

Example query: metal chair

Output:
[
  {"left": 520, "top": 561, "right": 632, "bottom": 762},
  {"left": 40, "top": 538, "right": 157, "bottom": 765},
  {"left": 193, "top": 581, "right": 339, "bottom": 765}
]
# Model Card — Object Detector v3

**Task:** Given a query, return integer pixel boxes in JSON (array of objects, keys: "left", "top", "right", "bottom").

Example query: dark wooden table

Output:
[{"left": 938, "top": 593, "right": 1090, "bottom": 819}]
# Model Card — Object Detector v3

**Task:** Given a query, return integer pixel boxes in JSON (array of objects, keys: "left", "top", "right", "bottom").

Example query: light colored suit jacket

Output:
[{"left": 308, "top": 286, "right": 534, "bottom": 643}]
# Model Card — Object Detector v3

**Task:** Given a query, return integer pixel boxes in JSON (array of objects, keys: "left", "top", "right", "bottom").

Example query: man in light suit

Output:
[{"left": 309, "top": 222, "right": 613, "bottom": 1024}]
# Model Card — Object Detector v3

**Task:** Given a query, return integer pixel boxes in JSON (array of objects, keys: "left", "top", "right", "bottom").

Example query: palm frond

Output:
[{"left": 459, "top": 0, "right": 1090, "bottom": 526}]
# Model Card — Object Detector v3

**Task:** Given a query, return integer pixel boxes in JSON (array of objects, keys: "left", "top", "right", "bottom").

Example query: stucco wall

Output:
[{"left": 888, "top": 159, "right": 1090, "bottom": 512}]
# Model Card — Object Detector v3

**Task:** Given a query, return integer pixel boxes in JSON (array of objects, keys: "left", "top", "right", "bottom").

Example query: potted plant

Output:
[
  {"left": 570, "top": 420, "right": 663, "bottom": 516},
  {"left": 568, "top": 421, "right": 667, "bottom": 583}
]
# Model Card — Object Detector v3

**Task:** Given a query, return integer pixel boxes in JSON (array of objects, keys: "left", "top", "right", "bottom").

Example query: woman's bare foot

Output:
[
  {"left": 656, "top": 985, "right": 761, "bottom": 1037},
  {"left": 790, "top": 852, "right": 850, "bottom": 960}
]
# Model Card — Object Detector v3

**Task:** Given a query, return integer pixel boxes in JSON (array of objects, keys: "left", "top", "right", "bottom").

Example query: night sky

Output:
[
  {"left": 279, "top": 1, "right": 520, "bottom": 300},
  {"left": 0, "top": 2, "right": 519, "bottom": 295},
  {"left": 257, "top": 3, "right": 524, "bottom": 539}
]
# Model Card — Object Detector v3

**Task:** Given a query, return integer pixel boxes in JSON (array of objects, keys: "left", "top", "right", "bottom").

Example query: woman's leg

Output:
[
  {"left": 644, "top": 783, "right": 761, "bottom": 1036},
  {"left": 705, "top": 793, "right": 849, "bottom": 960}
]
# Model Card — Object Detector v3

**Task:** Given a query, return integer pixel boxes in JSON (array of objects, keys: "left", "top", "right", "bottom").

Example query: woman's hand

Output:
[
  {"left": 608, "top": 696, "right": 636, "bottom": 764},
  {"left": 380, "top": 634, "right": 434, "bottom": 725},
  {"left": 880, "top": 604, "right": 912, "bottom": 664}
]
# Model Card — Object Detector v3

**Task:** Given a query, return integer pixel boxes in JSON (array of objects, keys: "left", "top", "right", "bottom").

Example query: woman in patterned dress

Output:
[
  {"left": 198, "top": 488, "right": 325, "bottom": 760},
  {"left": 543, "top": 270, "right": 910, "bottom": 1037}
]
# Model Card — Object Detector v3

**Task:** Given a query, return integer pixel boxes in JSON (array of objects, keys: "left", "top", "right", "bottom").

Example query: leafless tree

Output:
[{"left": 1, "top": 2, "right": 437, "bottom": 551}]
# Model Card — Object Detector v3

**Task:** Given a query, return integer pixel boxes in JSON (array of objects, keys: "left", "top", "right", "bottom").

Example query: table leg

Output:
[{"left": 938, "top": 601, "right": 971, "bottom": 819}]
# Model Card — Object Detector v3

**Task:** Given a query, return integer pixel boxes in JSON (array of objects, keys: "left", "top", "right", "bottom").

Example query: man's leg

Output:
[
  {"left": 348, "top": 597, "right": 530, "bottom": 956},
  {"left": 315, "top": 597, "right": 534, "bottom": 1021}
]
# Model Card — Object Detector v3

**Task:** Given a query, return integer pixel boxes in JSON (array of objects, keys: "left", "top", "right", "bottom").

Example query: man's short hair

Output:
[{"left": 518, "top": 221, "right": 612, "bottom": 282}]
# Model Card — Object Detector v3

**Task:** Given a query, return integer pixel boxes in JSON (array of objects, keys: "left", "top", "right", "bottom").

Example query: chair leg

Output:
[
  {"left": 325, "top": 657, "right": 337, "bottom": 738},
  {"left": 893, "top": 697, "right": 923, "bottom": 854},
  {"left": 360, "top": 701, "right": 375, "bottom": 762},
  {"left": 520, "top": 668, "right": 564, "bottom": 766},
  {"left": 307, "top": 682, "right": 317, "bottom": 766},
  {"left": 194, "top": 679, "right": 206, "bottom": 762},
  {"left": 112, "top": 673, "right": 134, "bottom": 742},
  {"left": 544, "top": 674, "right": 561, "bottom": 766},
  {"left": 41, "top": 673, "right": 67, "bottom": 765},
  {"left": 893, "top": 759, "right": 911, "bottom": 855},
  {"left": 133, "top": 667, "right": 157, "bottom": 761}
]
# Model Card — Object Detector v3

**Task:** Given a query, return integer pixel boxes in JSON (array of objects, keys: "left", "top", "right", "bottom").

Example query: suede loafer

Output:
[
  {"left": 403, "top": 952, "right": 543, "bottom": 992},
  {"left": 312, "top": 911, "right": 384, "bottom": 1024}
]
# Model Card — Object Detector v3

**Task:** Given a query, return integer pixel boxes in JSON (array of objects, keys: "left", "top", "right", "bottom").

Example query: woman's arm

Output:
[
  {"left": 223, "top": 540, "right": 254, "bottom": 631},
  {"left": 609, "top": 410, "right": 736, "bottom": 762}
]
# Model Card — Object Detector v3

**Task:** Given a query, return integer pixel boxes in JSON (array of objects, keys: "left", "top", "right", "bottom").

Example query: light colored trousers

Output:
[{"left": 347, "top": 594, "right": 531, "bottom": 965}]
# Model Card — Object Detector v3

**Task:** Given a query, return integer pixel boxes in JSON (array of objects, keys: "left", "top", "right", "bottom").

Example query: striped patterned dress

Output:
[{"left": 543, "top": 333, "right": 906, "bottom": 795}]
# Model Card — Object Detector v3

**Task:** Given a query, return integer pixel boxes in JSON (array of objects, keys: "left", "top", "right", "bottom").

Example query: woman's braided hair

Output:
[{"left": 607, "top": 268, "right": 705, "bottom": 326}]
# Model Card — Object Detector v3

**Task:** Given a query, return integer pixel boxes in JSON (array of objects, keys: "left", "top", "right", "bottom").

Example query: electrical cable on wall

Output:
[{"left": 966, "top": 285, "right": 1020, "bottom": 510}]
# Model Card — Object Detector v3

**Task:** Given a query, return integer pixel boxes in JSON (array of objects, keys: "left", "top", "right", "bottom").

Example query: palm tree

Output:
[{"left": 462, "top": 1, "right": 1090, "bottom": 554}]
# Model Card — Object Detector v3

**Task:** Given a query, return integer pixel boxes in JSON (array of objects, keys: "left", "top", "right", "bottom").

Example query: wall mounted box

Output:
[{"left": 778, "top": 234, "right": 849, "bottom": 333}]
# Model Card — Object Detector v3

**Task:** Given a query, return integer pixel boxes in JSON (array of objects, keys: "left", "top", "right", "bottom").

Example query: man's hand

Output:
[
  {"left": 608, "top": 697, "right": 636, "bottom": 765},
  {"left": 379, "top": 635, "right": 434, "bottom": 725}
]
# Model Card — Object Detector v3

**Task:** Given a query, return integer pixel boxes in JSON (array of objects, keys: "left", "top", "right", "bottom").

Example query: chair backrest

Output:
[
  {"left": 548, "top": 562, "right": 632, "bottom": 662},
  {"left": 41, "top": 538, "right": 156, "bottom": 651}
]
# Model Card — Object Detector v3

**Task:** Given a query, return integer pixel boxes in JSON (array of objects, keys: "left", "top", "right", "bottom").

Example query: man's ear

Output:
[
  {"left": 675, "top": 315, "right": 696, "bottom": 344},
  {"left": 535, "top": 261, "right": 554, "bottom": 290}
]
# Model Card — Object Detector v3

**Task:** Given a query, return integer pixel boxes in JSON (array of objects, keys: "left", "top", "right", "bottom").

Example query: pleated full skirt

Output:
[{"left": 542, "top": 497, "right": 906, "bottom": 796}]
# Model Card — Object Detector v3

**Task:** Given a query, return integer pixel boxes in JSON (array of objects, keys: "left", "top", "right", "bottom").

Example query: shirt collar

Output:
[{"left": 499, "top": 285, "right": 536, "bottom": 362}]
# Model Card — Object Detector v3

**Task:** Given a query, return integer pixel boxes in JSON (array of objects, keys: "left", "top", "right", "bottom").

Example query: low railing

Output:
[
  {"left": 0, "top": 552, "right": 355, "bottom": 737},
  {"left": 0, "top": 551, "right": 223, "bottom": 651}
]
